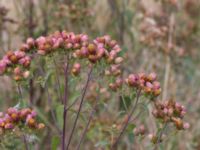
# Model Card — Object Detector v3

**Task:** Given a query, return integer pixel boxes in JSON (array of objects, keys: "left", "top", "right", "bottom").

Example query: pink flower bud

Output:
[
  {"left": 146, "top": 82, "right": 153, "bottom": 89},
  {"left": 148, "top": 72, "right": 157, "bottom": 81},
  {"left": 0, "top": 61, "right": 6, "bottom": 75},
  {"left": 5, "top": 123, "right": 13, "bottom": 129},
  {"left": 104, "top": 35, "right": 111, "bottom": 43},
  {"left": 14, "top": 67, "right": 21, "bottom": 75},
  {"left": 183, "top": 122, "right": 190, "bottom": 129},
  {"left": 26, "top": 37, "right": 35, "bottom": 46},
  {"left": 37, "top": 50, "right": 46, "bottom": 55},
  {"left": 153, "top": 81, "right": 160, "bottom": 88},
  {"left": 23, "top": 71, "right": 30, "bottom": 78},
  {"left": 81, "top": 34, "right": 88, "bottom": 42},
  {"left": 163, "top": 108, "right": 168, "bottom": 114},
  {"left": 115, "top": 57, "right": 123, "bottom": 64}
]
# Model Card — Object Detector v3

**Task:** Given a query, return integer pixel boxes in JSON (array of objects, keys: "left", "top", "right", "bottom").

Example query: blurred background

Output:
[{"left": 0, "top": 0, "right": 200, "bottom": 149}]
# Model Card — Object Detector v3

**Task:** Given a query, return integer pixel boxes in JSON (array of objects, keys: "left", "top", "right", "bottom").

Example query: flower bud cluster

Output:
[
  {"left": 109, "top": 78, "right": 123, "bottom": 91},
  {"left": 125, "top": 72, "right": 161, "bottom": 96},
  {"left": 0, "top": 31, "right": 123, "bottom": 80},
  {"left": 0, "top": 50, "right": 31, "bottom": 80},
  {"left": 0, "top": 107, "right": 45, "bottom": 133},
  {"left": 133, "top": 124, "right": 146, "bottom": 136},
  {"left": 71, "top": 63, "right": 81, "bottom": 76},
  {"left": 152, "top": 100, "right": 190, "bottom": 130}
]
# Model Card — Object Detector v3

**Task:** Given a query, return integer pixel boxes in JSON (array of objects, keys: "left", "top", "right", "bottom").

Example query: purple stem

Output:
[
  {"left": 62, "top": 56, "right": 70, "bottom": 150},
  {"left": 112, "top": 89, "right": 141, "bottom": 149},
  {"left": 76, "top": 97, "right": 98, "bottom": 150},
  {"left": 66, "top": 66, "right": 93, "bottom": 150}
]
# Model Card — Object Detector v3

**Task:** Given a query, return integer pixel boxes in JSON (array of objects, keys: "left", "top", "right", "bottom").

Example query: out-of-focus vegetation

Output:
[{"left": 0, "top": 0, "right": 199, "bottom": 149}]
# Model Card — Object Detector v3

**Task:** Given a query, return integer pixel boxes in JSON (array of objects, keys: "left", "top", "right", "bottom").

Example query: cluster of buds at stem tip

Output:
[
  {"left": 133, "top": 124, "right": 146, "bottom": 136},
  {"left": 152, "top": 99, "right": 190, "bottom": 130},
  {"left": 0, "top": 50, "right": 31, "bottom": 81},
  {"left": 0, "top": 107, "right": 45, "bottom": 134},
  {"left": 109, "top": 78, "right": 123, "bottom": 91},
  {"left": 0, "top": 31, "right": 123, "bottom": 80},
  {"left": 148, "top": 133, "right": 166, "bottom": 144},
  {"left": 125, "top": 72, "right": 161, "bottom": 97},
  {"left": 71, "top": 63, "right": 81, "bottom": 76}
]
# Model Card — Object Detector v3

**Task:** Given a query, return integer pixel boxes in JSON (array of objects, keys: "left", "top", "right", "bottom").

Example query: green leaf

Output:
[
  {"left": 127, "top": 123, "right": 136, "bottom": 133},
  {"left": 55, "top": 104, "right": 64, "bottom": 128},
  {"left": 119, "top": 95, "right": 132, "bottom": 112},
  {"left": 128, "top": 132, "right": 135, "bottom": 143},
  {"left": 52, "top": 136, "right": 60, "bottom": 150},
  {"left": 95, "top": 140, "right": 109, "bottom": 148}
]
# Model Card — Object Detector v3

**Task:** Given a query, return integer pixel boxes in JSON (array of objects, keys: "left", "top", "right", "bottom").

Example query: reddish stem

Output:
[{"left": 66, "top": 66, "right": 93, "bottom": 150}]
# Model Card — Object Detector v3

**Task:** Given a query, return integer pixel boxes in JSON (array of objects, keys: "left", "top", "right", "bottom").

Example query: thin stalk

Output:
[
  {"left": 154, "top": 123, "right": 168, "bottom": 150},
  {"left": 62, "top": 56, "right": 70, "bottom": 150},
  {"left": 17, "top": 84, "right": 23, "bottom": 102},
  {"left": 162, "top": 14, "right": 174, "bottom": 101},
  {"left": 66, "top": 66, "right": 93, "bottom": 150},
  {"left": 53, "top": 58, "right": 63, "bottom": 103},
  {"left": 112, "top": 89, "right": 141, "bottom": 149},
  {"left": 46, "top": 85, "right": 62, "bottom": 134},
  {"left": 22, "top": 134, "right": 29, "bottom": 150},
  {"left": 76, "top": 97, "right": 98, "bottom": 150}
]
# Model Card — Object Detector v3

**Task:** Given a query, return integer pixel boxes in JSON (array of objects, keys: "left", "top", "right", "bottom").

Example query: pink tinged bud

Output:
[
  {"left": 148, "top": 134, "right": 154, "bottom": 140},
  {"left": 36, "top": 36, "right": 46, "bottom": 45},
  {"left": 73, "top": 43, "right": 80, "bottom": 49},
  {"left": 115, "top": 57, "right": 123, "bottom": 64},
  {"left": 26, "top": 37, "right": 35, "bottom": 46},
  {"left": 66, "top": 43, "right": 73, "bottom": 49},
  {"left": 37, "top": 50, "right": 46, "bottom": 55},
  {"left": 115, "top": 78, "right": 123, "bottom": 87},
  {"left": 149, "top": 72, "right": 157, "bottom": 81},
  {"left": 3, "top": 56, "right": 11, "bottom": 65},
  {"left": 146, "top": 82, "right": 153, "bottom": 89},
  {"left": 26, "top": 114, "right": 32, "bottom": 123},
  {"left": 152, "top": 109, "right": 158, "bottom": 117},
  {"left": 81, "top": 47, "right": 88, "bottom": 57},
  {"left": 104, "top": 35, "right": 111, "bottom": 43},
  {"left": 175, "top": 102, "right": 181, "bottom": 109},
  {"left": 127, "top": 74, "right": 137, "bottom": 86},
  {"left": 19, "top": 58, "right": 26, "bottom": 65},
  {"left": 61, "top": 31, "right": 68, "bottom": 38},
  {"left": 163, "top": 108, "right": 168, "bottom": 114},
  {"left": 0, "top": 119, "right": 4, "bottom": 125},
  {"left": 53, "top": 41, "right": 61, "bottom": 49},
  {"left": 167, "top": 108, "right": 173, "bottom": 116},
  {"left": 20, "top": 44, "right": 30, "bottom": 51},
  {"left": 97, "top": 43, "right": 104, "bottom": 49},
  {"left": 5, "top": 123, "right": 13, "bottom": 129},
  {"left": 110, "top": 50, "right": 117, "bottom": 57},
  {"left": 183, "top": 122, "right": 190, "bottom": 129},
  {"left": 7, "top": 108, "right": 18, "bottom": 114},
  {"left": 14, "top": 67, "right": 21, "bottom": 75},
  {"left": 0, "top": 62, "right": 6, "bottom": 74},
  {"left": 180, "top": 110, "right": 186, "bottom": 117},
  {"left": 109, "top": 40, "right": 117, "bottom": 47},
  {"left": 97, "top": 48, "right": 105, "bottom": 58},
  {"left": 181, "top": 105, "right": 186, "bottom": 111},
  {"left": 31, "top": 111, "right": 37, "bottom": 117},
  {"left": 133, "top": 128, "right": 139, "bottom": 136},
  {"left": 81, "top": 34, "right": 88, "bottom": 42},
  {"left": 0, "top": 112, "right": 3, "bottom": 117},
  {"left": 14, "top": 51, "right": 25, "bottom": 59},
  {"left": 73, "top": 63, "right": 81, "bottom": 70},
  {"left": 4, "top": 114, "right": 12, "bottom": 122},
  {"left": 153, "top": 81, "right": 160, "bottom": 89},
  {"left": 105, "top": 70, "right": 111, "bottom": 76},
  {"left": 23, "top": 71, "right": 30, "bottom": 78}
]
